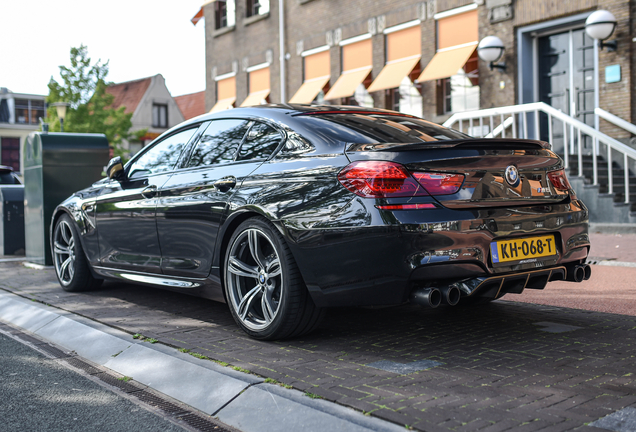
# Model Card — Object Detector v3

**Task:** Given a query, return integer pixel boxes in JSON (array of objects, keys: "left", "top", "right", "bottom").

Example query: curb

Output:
[
  {"left": 0, "top": 291, "right": 404, "bottom": 432},
  {"left": 589, "top": 222, "right": 636, "bottom": 234}
]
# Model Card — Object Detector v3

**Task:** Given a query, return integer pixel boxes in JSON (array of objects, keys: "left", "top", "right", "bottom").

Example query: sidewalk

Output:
[
  {"left": 0, "top": 291, "right": 404, "bottom": 432},
  {"left": 1, "top": 230, "right": 636, "bottom": 431},
  {"left": 503, "top": 231, "right": 636, "bottom": 315}
]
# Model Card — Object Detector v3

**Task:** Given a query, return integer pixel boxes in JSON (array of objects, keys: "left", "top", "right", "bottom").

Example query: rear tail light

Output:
[
  {"left": 338, "top": 161, "right": 464, "bottom": 198},
  {"left": 547, "top": 169, "right": 572, "bottom": 191},
  {"left": 338, "top": 161, "right": 427, "bottom": 198},
  {"left": 411, "top": 172, "right": 464, "bottom": 195}
]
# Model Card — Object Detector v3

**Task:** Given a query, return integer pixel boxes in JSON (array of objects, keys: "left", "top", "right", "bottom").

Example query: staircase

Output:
[
  {"left": 567, "top": 153, "right": 636, "bottom": 222},
  {"left": 443, "top": 102, "right": 636, "bottom": 224}
]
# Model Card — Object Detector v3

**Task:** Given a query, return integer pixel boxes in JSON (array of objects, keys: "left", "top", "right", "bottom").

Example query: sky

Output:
[{"left": 0, "top": 0, "right": 207, "bottom": 97}]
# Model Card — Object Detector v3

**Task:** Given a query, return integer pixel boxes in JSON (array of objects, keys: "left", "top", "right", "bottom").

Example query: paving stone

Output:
[{"left": 2, "top": 261, "right": 636, "bottom": 432}]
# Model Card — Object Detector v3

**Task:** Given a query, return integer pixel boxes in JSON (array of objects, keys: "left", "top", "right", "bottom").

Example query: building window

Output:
[
  {"left": 386, "top": 78, "right": 423, "bottom": 117},
  {"left": 152, "top": 104, "right": 168, "bottom": 128},
  {"left": 215, "top": 0, "right": 236, "bottom": 29},
  {"left": 1, "top": 137, "right": 21, "bottom": 172},
  {"left": 440, "top": 51, "right": 480, "bottom": 114},
  {"left": 14, "top": 99, "right": 45, "bottom": 125},
  {"left": 246, "top": 0, "right": 269, "bottom": 17}
]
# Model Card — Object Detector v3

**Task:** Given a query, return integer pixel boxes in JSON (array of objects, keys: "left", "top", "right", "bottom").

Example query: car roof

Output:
[
  {"left": 179, "top": 104, "right": 418, "bottom": 127},
  {"left": 0, "top": 165, "right": 15, "bottom": 173}
]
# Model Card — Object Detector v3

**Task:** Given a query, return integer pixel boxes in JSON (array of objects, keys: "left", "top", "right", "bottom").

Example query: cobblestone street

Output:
[{"left": 1, "top": 260, "right": 635, "bottom": 431}]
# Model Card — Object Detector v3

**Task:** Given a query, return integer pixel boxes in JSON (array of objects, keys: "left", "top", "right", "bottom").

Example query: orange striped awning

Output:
[{"left": 417, "top": 44, "right": 477, "bottom": 82}]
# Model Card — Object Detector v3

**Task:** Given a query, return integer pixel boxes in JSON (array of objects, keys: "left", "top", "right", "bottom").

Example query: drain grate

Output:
[
  {"left": 134, "top": 390, "right": 190, "bottom": 416},
  {"left": 177, "top": 413, "right": 236, "bottom": 432},
  {"left": 37, "top": 344, "right": 71, "bottom": 358},
  {"left": 14, "top": 333, "right": 46, "bottom": 346},
  {"left": 94, "top": 373, "right": 145, "bottom": 393},
  {"left": 63, "top": 357, "right": 102, "bottom": 375}
]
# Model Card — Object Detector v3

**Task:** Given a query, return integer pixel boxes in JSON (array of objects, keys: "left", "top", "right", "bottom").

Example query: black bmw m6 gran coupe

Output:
[{"left": 51, "top": 105, "right": 590, "bottom": 340}]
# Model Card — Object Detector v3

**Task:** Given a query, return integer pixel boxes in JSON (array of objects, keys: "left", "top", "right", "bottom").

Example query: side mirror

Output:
[{"left": 106, "top": 156, "right": 126, "bottom": 181}]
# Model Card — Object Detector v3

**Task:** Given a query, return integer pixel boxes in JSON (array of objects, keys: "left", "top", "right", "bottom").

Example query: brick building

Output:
[
  {"left": 196, "top": 0, "right": 633, "bottom": 141},
  {"left": 0, "top": 88, "right": 46, "bottom": 173}
]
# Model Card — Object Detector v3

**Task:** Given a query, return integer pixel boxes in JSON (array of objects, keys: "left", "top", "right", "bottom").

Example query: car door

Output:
[
  {"left": 95, "top": 127, "right": 198, "bottom": 274},
  {"left": 156, "top": 119, "right": 284, "bottom": 278}
]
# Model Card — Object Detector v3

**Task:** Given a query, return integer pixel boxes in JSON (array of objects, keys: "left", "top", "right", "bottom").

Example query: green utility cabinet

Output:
[{"left": 24, "top": 132, "right": 109, "bottom": 265}]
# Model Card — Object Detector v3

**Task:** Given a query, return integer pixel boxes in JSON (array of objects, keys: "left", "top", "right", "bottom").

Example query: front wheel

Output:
[
  {"left": 224, "top": 217, "right": 324, "bottom": 340},
  {"left": 52, "top": 214, "right": 103, "bottom": 292}
]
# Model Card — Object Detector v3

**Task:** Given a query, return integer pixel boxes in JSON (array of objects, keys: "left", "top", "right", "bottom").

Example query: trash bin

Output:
[
  {"left": 0, "top": 185, "right": 25, "bottom": 255},
  {"left": 23, "top": 132, "right": 109, "bottom": 265}
]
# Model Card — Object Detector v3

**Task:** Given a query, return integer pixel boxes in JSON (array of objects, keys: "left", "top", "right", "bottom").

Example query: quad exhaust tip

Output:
[
  {"left": 570, "top": 264, "right": 591, "bottom": 283},
  {"left": 411, "top": 287, "right": 442, "bottom": 308},
  {"left": 411, "top": 264, "right": 589, "bottom": 308},
  {"left": 440, "top": 285, "right": 461, "bottom": 306}
]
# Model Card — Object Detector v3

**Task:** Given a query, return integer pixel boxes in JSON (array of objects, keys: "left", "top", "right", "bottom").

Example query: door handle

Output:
[
  {"left": 141, "top": 185, "right": 158, "bottom": 199},
  {"left": 214, "top": 177, "right": 237, "bottom": 192}
]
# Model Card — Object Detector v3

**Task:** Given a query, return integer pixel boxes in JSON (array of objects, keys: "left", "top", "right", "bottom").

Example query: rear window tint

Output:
[{"left": 299, "top": 113, "right": 470, "bottom": 144}]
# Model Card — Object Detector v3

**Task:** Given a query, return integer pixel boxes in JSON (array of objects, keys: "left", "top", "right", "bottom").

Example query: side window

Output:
[
  {"left": 128, "top": 128, "right": 196, "bottom": 178},
  {"left": 187, "top": 119, "right": 250, "bottom": 167},
  {"left": 236, "top": 122, "right": 283, "bottom": 161}
]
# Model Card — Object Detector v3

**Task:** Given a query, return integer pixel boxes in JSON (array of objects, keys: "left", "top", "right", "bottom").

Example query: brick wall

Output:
[{"left": 203, "top": 0, "right": 634, "bottom": 140}]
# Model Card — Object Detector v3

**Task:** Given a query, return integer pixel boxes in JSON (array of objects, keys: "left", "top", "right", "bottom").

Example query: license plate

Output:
[{"left": 490, "top": 235, "right": 557, "bottom": 264}]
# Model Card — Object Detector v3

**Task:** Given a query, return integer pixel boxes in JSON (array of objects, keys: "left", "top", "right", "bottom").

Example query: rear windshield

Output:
[{"left": 298, "top": 113, "right": 470, "bottom": 144}]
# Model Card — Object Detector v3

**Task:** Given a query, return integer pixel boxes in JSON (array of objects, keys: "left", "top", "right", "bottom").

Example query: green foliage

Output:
[
  {"left": 46, "top": 45, "right": 134, "bottom": 158},
  {"left": 189, "top": 352, "right": 209, "bottom": 360}
]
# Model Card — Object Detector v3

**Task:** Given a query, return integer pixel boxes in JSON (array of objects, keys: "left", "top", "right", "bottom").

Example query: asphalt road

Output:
[{"left": 0, "top": 332, "right": 188, "bottom": 432}]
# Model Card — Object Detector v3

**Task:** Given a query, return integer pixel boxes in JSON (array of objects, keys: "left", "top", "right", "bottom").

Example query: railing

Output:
[
  {"left": 596, "top": 107, "right": 636, "bottom": 136},
  {"left": 443, "top": 102, "right": 636, "bottom": 204}
]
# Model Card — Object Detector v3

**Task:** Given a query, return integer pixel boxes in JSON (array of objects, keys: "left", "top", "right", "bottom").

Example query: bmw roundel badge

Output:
[{"left": 505, "top": 165, "right": 520, "bottom": 187}]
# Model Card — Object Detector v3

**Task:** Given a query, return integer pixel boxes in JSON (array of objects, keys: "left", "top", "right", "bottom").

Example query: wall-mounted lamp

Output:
[
  {"left": 50, "top": 102, "right": 70, "bottom": 132},
  {"left": 478, "top": 36, "right": 506, "bottom": 71},
  {"left": 585, "top": 10, "right": 617, "bottom": 52}
]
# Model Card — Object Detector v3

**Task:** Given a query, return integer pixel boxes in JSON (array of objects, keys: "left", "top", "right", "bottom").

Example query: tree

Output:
[{"left": 46, "top": 45, "right": 138, "bottom": 160}]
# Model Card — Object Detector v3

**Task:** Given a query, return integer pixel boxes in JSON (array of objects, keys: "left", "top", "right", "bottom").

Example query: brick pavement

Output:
[{"left": 1, "top": 261, "right": 635, "bottom": 432}]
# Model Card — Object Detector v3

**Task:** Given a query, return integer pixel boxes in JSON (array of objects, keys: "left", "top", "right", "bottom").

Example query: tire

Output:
[
  {"left": 223, "top": 217, "right": 324, "bottom": 340},
  {"left": 52, "top": 214, "right": 103, "bottom": 292}
]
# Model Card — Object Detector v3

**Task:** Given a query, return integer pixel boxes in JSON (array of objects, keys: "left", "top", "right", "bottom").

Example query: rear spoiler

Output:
[{"left": 345, "top": 138, "right": 550, "bottom": 152}]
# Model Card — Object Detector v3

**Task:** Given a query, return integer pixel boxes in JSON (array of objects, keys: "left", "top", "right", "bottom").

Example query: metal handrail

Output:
[
  {"left": 443, "top": 102, "right": 636, "bottom": 203},
  {"left": 485, "top": 116, "right": 514, "bottom": 138},
  {"left": 595, "top": 107, "right": 636, "bottom": 136}
]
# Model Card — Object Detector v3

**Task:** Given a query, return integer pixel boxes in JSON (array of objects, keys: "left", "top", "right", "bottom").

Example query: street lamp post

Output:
[
  {"left": 50, "top": 102, "right": 70, "bottom": 132},
  {"left": 477, "top": 36, "right": 506, "bottom": 71}
]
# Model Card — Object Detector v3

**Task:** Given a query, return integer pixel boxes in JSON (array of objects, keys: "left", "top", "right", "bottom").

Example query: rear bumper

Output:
[{"left": 284, "top": 198, "right": 590, "bottom": 308}]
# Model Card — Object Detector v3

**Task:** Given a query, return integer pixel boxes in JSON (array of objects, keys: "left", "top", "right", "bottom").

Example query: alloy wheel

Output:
[
  {"left": 226, "top": 228, "right": 283, "bottom": 331},
  {"left": 53, "top": 219, "right": 76, "bottom": 286}
]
